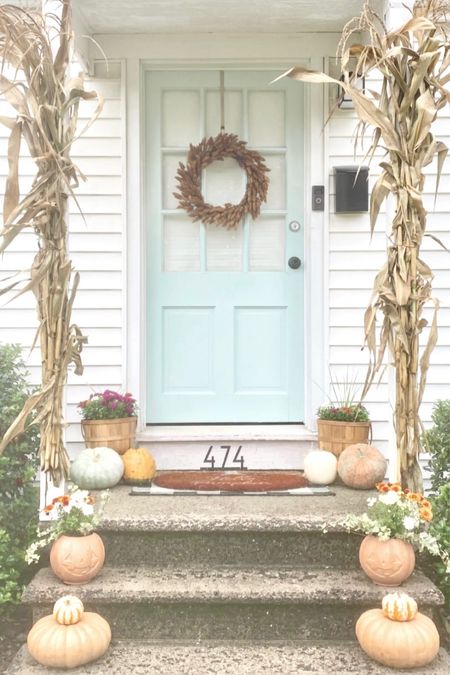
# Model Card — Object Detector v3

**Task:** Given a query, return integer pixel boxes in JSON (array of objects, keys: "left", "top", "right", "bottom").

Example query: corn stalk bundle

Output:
[
  {"left": 276, "top": 0, "right": 450, "bottom": 490},
  {"left": 0, "top": 1, "right": 102, "bottom": 484}
]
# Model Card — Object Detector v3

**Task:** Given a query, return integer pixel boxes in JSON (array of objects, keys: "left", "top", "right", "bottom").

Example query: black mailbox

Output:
[{"left": 335, "top": 166, "right": 369, "bottom": 213}]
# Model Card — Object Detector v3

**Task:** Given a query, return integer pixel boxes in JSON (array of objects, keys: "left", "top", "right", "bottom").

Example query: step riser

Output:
[
  {"left": 99, "top": 531, "right": 363, "bottom": 568},
  {"left": 137, "top": 440, "right": 316, "bottom": 470},
  {"left": 31, "top": 603, "right": 436, "bottom": 642},
  {"left": 9, "top": 640, "right": 450, "bottom": 675}
]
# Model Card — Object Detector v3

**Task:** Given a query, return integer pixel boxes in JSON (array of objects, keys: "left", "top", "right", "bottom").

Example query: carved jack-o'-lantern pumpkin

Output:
[
  {"left": 359, "top": 535, "right": 415, "bottom": 586},
  {"left": 50, "top": 532, "right": 105, "bottom": 585}
]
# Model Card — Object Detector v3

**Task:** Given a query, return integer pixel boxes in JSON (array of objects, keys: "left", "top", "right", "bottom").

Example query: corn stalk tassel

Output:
[
  {"left": 0, "top": 1, "right": 102, "bottom": 483},
  {"left": 278, "top": 1, "right": 450, "bottom": 490}
]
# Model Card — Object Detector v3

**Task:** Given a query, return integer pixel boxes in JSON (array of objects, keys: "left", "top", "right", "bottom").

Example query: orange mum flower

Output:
[
  {"left": 85, "top": 495, "right": 95, "bottom": 505},
  {"left": 52, "top": 495, "right": 70, "bottom": 506},
  {"left": 403, "top": 488, "right": 410, "bottom": 494},
  {"left": 420, "top": 507, "right": 433, "bottom": 522},
  {"left": 42, "top": 503, "right": 54, "bottom": 514},
  {"left": 420, "top": 498, "right": 431, "bottom": 509},
  {"left": 406, "top": 492, "right": 422, "bottom": 503},
  {"left": 376, "top": 482, "right": 389, "bottom": 493},
  {"left": 388, "top": 483, "right": 402, "bottom": 492}
]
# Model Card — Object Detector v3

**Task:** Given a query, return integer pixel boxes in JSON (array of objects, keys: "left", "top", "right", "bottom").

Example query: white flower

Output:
[
  {"left": 79, "top": 502, "right": 94, "bottom": 517},
  {"left": 403, "top": 516, "right": 416, "bottom": 531},
  {"left": 367, "top": 497, "right": 377, "bottom": 507},
  {"left": 379, "top": 490, "right": 400, "bottom": 505},
  {"left": 70, "top": 490, "right": 90, "bottom": 508}
]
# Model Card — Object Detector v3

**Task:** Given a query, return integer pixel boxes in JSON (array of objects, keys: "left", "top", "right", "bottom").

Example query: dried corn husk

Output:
[
  {"left": 276, "top": 1, "right": 450, "bottom": 490},
  {"left": 0, "top": 1, "right": 103, "bottom": 484}
]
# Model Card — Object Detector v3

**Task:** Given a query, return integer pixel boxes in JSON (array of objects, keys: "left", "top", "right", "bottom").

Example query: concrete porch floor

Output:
[{"left": 98, "top": 483, "right": 372, "bottom": 532}]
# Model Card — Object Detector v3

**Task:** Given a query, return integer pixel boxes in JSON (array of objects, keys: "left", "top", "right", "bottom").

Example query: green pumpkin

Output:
[{"left": 70, "top": 447, "right": 124, "bottom": 489}]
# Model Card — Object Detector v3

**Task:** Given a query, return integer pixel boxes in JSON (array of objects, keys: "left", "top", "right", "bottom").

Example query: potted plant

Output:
[
  {"left": 342, "top": 482, "right": 450, "bottom": 587},
  {"left": 78, "top": 390, "right": 138, "bottom": 455},
  {"left": 316, "top": 371, "right": 371, "bottom": 455},
  {"left": 26, "top": 488, "right": 109, "bottom": 585}
]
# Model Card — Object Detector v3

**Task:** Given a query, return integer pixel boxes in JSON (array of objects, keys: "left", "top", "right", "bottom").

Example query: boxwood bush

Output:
[
  {"left": 0, "top": 344, "right": 39, "bottom": 612},
  {"left": 424, "top": 400, "right": 450, "bottom": 619}
]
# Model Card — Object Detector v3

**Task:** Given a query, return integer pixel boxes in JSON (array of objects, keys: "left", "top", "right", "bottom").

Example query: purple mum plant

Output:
[{"left": 78, "top": 390, "right": 138, "bottom": 420}]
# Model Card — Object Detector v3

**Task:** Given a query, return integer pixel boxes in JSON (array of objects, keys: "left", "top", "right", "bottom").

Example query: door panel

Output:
[{"left": 145, "top": 70, "right": 304, "bottom": 423}]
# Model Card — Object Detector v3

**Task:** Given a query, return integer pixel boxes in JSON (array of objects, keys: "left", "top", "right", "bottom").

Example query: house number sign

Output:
[{"left": 201, "top": 445, "right": 248, "bottom": 470}]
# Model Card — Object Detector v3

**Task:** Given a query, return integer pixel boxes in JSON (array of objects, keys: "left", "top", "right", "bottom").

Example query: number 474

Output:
[{"left": 202, "top": 445, "right": 247, "bottom": 470}]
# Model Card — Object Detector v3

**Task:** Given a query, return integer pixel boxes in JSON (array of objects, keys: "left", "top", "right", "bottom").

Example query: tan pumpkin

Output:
[
  {"left": 382, "top": 592, "right": 418, "bottom": 621},
  {"left": 337, "top": 443, "right": 387, "bottom": 489},
  {"left": 122, "top": 447, "right": 156, "bottom": 483},
  {"left": 53, "top": 595, "right": 84, "bottom": 625},
  {"left": 356, "top": 606, "right": 440, "bottom": 669},
  {"left": 28, "top": 598, "right": 111, "bottom": 669}
]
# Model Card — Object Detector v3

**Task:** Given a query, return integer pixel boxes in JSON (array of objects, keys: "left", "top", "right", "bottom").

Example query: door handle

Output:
[{"left": 288, "top": 256, "right": 302, "bottom": 269}]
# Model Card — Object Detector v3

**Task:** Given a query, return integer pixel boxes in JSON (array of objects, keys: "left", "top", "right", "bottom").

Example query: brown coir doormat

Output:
[{"left": 153, "top": 471, "right": 309, "bottom": 492}]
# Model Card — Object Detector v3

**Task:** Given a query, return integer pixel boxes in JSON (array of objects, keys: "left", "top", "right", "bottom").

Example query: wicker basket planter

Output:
[
  {"left": 317, "top": 419, "right": 371, "bottom": 456},
  {"left": 81, "top": 417, "right": 137, "bottom": 455}
]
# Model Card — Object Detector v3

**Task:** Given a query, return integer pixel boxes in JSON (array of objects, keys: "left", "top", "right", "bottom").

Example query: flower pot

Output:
[
  {"left": 359, "top": 535, "right": 415, "bottom": 586},
  {"left": 317, "top": 419, "right": 371, "bottom": 456},
  {"left": 50, "top": 533, "right": 105, "bottom": 585},
  {"left": 81, "top": 417, "right": 137, "bottom": 455}
]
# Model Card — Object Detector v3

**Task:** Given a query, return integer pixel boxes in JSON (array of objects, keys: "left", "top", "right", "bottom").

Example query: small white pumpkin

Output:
[
  {"left": 304, "top": 450, "right": 337, "bottom": 485},
  {"left": 53, "top": 596, "right": 84, "bottom": 625},
  {"left": 382, "top": 592, "right": 418, "bottom": 622},
  {"left": 70, "top": 446, "right": 124, "bottom": 489}
]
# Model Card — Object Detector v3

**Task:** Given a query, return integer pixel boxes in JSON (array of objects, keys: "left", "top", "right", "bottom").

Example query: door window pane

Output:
[
  {"left": 249, "top": 217, "right": 285, "bottom": 271},
  {"left": 206, "top": 223, "right": 243, "bottom": 271},
  {"left": 164, "top": 216, "right": 200, "bottom": 271},
  {"left": 248, "top": 91, "right": 285, "bottom": 147}
]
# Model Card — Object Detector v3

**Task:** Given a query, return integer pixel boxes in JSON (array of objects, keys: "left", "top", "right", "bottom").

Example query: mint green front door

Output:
[{"left": 145, "top": 70, "right": 304, "bottom": 423}]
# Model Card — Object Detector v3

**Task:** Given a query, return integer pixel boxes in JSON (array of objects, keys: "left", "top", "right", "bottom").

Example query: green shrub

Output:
[
  {"left": 428, "top": 482, "right": 450, "bottom": 610},
  {"left": 424, "top": 399, "right": 450, "bottom": 495},
  {"left": 423, "top": 400, "right": 450, "bottom": 616},
  {"left": 0, "top": 343, "right": 39, "bottom": 611}
]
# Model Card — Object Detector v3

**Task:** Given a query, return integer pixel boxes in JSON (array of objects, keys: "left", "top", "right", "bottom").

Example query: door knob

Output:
[{"left": 288, "top": 256, "right": 302, "bottom": 269}]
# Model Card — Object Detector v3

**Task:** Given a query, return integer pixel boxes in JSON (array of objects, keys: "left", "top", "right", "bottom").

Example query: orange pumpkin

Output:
[
  {"left": 53, "top": 595, "right": 84, "bottom": 625},
  {"left": 28, "top": 598, "right": 111, "bottom": 668},
  {"left": 122, "top": 447, "right": 156, "bottom": 483},
  {"left": 382, "top": 592, "right": 418, "bottom": 621},
  {"left": 337, "top": 443, "right": 387, "bottom": 489},
  {"left": 356, "top": 606, "right": 440, "bottom": 669}
]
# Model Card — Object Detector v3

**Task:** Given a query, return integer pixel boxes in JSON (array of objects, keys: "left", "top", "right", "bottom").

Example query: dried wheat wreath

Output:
[{"left": 174, "top": 132, "right": 270, "bottom": 229}]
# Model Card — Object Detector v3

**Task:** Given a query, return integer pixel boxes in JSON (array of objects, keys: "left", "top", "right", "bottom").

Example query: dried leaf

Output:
[{"left": 3, "top": 120, "right": 21, "bottom": 222}]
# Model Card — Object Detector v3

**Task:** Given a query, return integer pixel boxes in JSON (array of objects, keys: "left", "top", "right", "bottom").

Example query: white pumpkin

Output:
[
  {"left": 53, "top": 596, "right": 84, "bottom": 625},
  {"left": 70, "top": 446, "right": 124, "bottom": 489},
  {"left": 304, "top": 450, "right": 337, "bottom": 485}
]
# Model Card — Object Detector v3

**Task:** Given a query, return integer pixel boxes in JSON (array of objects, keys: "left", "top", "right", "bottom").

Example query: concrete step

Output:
[
  {"left": 100, "top": 525, "right": 362, "bottom": 568},
  {"left": 136, "top": 424, "right": 317, "bottom": 470},
  {"left": 7, "top": 640, "right": 450, "bottom": 674},
  {"left": 23, "top": 566, "right": 443, "bottom": 642},
  {"left": 96, "top": 484, "right": 370, "bottom": 568}
]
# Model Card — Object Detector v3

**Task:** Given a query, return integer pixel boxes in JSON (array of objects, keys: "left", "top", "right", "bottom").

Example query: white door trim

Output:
[{"left": 122, "top": 50, "right": 329, "bottom": 434}]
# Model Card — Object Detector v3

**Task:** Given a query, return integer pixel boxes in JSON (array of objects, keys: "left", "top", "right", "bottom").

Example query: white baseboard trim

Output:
[{"left": 137, "top": 424, "right": 317, "bottom": 443}]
